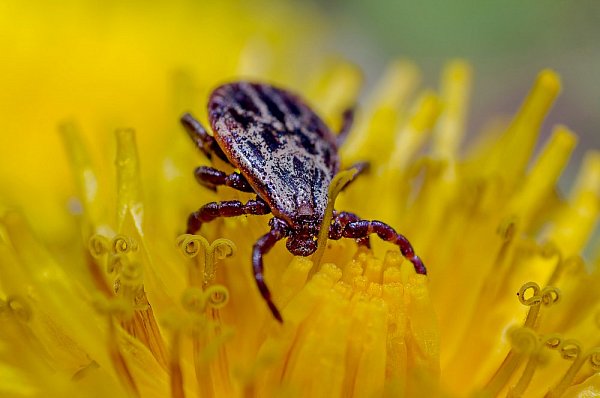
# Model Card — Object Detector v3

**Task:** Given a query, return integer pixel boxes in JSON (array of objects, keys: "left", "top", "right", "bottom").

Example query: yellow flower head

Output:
[{"left": 1, "top": 2, "right": 599, "bottom": 398}]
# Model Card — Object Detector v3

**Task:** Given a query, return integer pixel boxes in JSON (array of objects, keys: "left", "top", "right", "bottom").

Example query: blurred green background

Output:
[{"left": 313, "top": 0, "right": 599, "bottom": 176}]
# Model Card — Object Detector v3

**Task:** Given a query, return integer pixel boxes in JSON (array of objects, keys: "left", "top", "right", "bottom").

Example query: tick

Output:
[{"left": 182, "top": 82, "right": 426, "bottom": 322}]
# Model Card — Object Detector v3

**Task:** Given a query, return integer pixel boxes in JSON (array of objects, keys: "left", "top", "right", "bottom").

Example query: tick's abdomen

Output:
[{"left": 208, "top": 82, "right": 340, "bottom": 224}]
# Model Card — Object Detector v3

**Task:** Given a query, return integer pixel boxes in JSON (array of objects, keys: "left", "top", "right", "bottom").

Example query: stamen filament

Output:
[
  {"left": 169, "top": 330, "right": 185, "bottom": 398},
  {"left": 307, "top": 61, "right": 362, "bottom": 130},
  {"left": 115, "top": 129, "right": 144, "bottom": 233},
  {"left": 388, "top": 92, "right": 442, "bottom": 170},
  {"left": 507, "top": 126, "right": 577, "bottom": 226},
  {"left": 433, "top": 59, "right": 471, "bottom": 160},
  {"left": 59, "top": 121, "right": 102, "bottom": 232},
  {"left": 482, "top": 327, "right": 537, "bottom": 396},
  {"left": 549, "top": 151, "right": 600, "bottom": 257},
  {"left": 342, "top": 60, "right": 420, "bottom": 161},
  {"left": 483, "top": 70, "right": 560, "bottom": 187}
]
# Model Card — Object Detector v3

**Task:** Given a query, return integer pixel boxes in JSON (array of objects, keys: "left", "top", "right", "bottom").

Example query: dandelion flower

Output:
[{"left": 1, "top": 3, "right": 600, "bottom": 398}]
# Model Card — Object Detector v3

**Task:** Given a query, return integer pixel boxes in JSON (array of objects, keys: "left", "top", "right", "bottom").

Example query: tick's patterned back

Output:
[{"left": 208, "top": 82, "right": 339, "bottom": 224}]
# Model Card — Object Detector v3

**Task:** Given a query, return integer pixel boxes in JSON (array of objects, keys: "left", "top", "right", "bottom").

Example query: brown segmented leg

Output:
[
  {"left": 186, "top": 198, "right": 271, "bottom": 234},
  {"left": 252, "top": 218, "right": 288, "bottom": 322},
  {"left": 335, "top": 218, "right": 426, "bottom": 275},
  {"left": 336, "top": 107, "right": 355, "bottom": 148},
  {"left": 181, "top": 113, "right": 230, "bottom": 163},
  {"left": 194, "top": 166, "right": 255, "bottom": 193},
  {"left": 329, "top": 211, "right": 370, "bottom": 248}
]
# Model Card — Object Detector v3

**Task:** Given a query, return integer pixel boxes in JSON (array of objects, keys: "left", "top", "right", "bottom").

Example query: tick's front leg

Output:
[
  {"left": 181, "top": 113, "right": 230, "bottom": 163},
  {"left": 329, "top": 211, "right": 370, "bottom": 248},
  {"left": 252, "top": 218, "right": 288, "bottom": 322},
  {"left": 187, "top": 198, "right": 271, "bottom": 234},
  {"left": 194, "top": 166, "right": 255, "bottom": 193},
  {"left": 340, "top": 219, "right": 426, "bottom": 275}
]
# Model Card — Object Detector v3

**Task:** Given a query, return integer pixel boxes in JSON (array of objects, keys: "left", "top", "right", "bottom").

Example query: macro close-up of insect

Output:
[{"left": 182, "top": 82, "right": 427, "bottom": 322}]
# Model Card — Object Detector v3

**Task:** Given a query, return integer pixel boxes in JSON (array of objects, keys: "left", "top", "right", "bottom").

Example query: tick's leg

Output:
[
  {"left": 187, "top": 198, "right": 271, "bottom": 234},
  {"left": 194, "top": 166, "right": 255, "bottom": 193},
  {"left": 181, "top": 113, "right": 230, "bottom": 163},
  {"left": 253, "top": 218, "right": 288, "bottom": 322},
  {"left": 340, "top": 219, "right": 426, "bottom": 275},
  {"left": 329, "top": 211, "right": 370, "bottom": 248},
  {"left": 336, "top": 107, "right": 355, "bottom": 148}
]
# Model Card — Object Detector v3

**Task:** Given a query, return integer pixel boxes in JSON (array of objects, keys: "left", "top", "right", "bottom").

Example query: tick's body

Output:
[
  {"left": 210, "top": 83, "right": 337, "bottom": 226},
  {"left": 183, "top": 82, "right": 426, "bottom": 322}
]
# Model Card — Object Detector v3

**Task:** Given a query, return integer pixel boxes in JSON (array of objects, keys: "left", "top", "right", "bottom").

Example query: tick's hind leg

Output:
[
  {"left": 181, "top": 113, "right": 230, "bottom": 163},
  {"left": 187, "top": 198, "right": 271, "bottom": 234},
  {"left": 194, "top": 166, "right": 255, "bottom": 193},
  {"left": 333, "top": 216, "right": 426, "bottom": 275},
  {"left": 336, "top": 107, "right": 355, "bottom": 148}
]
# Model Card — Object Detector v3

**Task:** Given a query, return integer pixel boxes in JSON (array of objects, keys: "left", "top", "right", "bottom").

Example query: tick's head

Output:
[{"left": 286, "top": 216, "right": 320, "bottom": 257}]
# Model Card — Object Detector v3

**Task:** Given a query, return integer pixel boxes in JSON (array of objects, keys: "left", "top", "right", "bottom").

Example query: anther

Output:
[
  {"left": 112, "top": 234, "right": 138, "bottom": 254},
  {"left": 89, "top": 234, "right": 110, "bottom": 258}
]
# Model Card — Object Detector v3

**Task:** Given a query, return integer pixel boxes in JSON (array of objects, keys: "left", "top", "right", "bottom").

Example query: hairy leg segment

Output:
[{"left": 186, "top": 198, "right": 271, "bottom": 234}]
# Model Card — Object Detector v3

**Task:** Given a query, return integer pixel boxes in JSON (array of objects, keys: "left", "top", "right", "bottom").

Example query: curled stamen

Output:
[
  {"left": 517, "top": 282, "right": 561, "bottom": 307},
  {"left": 204, "top": 285, "right": 229, "bottom": 309},
  {"left": 588, "top": 348, "right": 600, "bottom": 371},
  {"left": 211, "top": 239, "right": 236, "bottom": 261},
  {"left": 517, "top": 282, "right": 542, "bottom": 306},
  {"left": 547, "top": 340, "right": 594, "bottom": 398},
  {"left": 181, "top": 287, "right": 207, "bottom": 313},
  {"left": 176, "top": 234, "right": 236, "bottom": 286},
  {"left": 177, "top": 234, "right": 206, "bottom": 258},
  {"left": 540, "top": 286, "right": 561, "bottom": 306},
  {"left": 518, "top": 282, "right": 560, "bottom": 329},
  {"left": 205, "top": 240, "right": 236, "bottom": 286},
  {"left": 112, "top": 234, "right": 138, "bottom": 254},
  {"left": 559, "top": 340, "right": 581, "bottom": 361},
  {"left": 89, "top": 234, "right": 110, "bottom": 258},
  {"left": 544, "top": 334, "right": 562, "bottom": 350}
]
